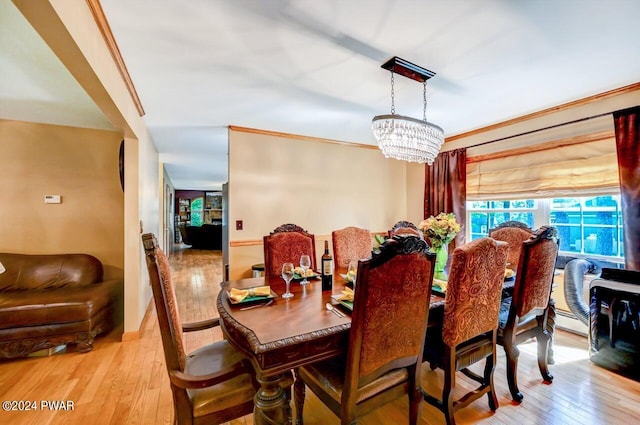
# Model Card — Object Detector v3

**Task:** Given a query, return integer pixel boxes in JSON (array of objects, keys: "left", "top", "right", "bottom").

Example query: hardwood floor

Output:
[{"left": 1, "top": 246, "right": 639, "bottom": 425}]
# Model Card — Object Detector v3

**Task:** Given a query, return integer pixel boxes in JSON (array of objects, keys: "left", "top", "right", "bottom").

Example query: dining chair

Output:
[
  {"left": 263, "top": 224, "right": 317, "bottom": 278},
  {"left": 496, "top": 225, "right": 559, "bottom": 403},
  {"left": 388, "top": 220, "right": 423, "bottom": 238},
  {"left": 294, "top": 235, "right": 436, "bottom": 425},
  {"left": 331, "top": 226, "right": 372, "bottom": 268},
  {"left": 141, "top": 233, "right": 293, "bottom": 424},
  {"left": 488, "top": 220, "right": 533, "bottom": 271},
  {"left": 421, "top": 237, "right": 509, "bottom": 425}
]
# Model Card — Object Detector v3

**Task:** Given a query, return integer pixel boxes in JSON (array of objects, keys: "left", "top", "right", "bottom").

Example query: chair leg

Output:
[
  {"left": 536, "top": 330, "right": 553, "bottom": 383},
  {"left": 293, "top": 370, "right": 305, "bottom": 425},
  {"left": 484, "top": 352, "right": 499, "bottom": 411},
  {"left": 546, "top": 298, "right": 556, "bottom": 365},
  {"left": 442, "top": 358, "right": 457, "bottom": 425},
  {"left": 503, "top": 342, "right": 523, "bottom": 403},
  {"left": 409, "top": 376, "right": 421, "bottom": 425},
  {"left": 608, "top": 297, "right": 618, "bottom": 347}
]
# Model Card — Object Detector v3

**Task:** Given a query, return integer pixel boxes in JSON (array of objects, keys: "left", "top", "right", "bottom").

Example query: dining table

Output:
[{"left": 217, "top": 269, "right": 445, "bottom": 425}]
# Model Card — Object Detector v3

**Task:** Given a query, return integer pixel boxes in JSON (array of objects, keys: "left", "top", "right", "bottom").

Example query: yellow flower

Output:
[{"left": 418, "top": 212, "right": 461, "bottom": 249}]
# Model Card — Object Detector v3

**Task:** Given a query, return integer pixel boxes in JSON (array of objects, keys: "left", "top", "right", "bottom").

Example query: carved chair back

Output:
[
  {"left": 263, "top": 224, "right": 317, "bottom": 278},
  {"left": 443, "top": 237, "right": 509, "bottom": 347},
  {"left": 294, "top": 236, "right": 435, "bottom": 424},
  {"left": 497, "top": 226, "right": 559, "bottom": 402},
  {"left": 142, "top": 234, "right": 187, "bottom": 372},
  {"left": 347, "top": 236, "right": 435, "bottom": 386},
  {"left": 510, "top": 226, "right": 559, "bottom": 320},
  {"left": 343, "top": 235, "right": 435, "bottom": 405},
  {"left": 421, "top": 237, "right": 508, "bottom": 423},
  {"left": 388, "top": 220, "right": 422, "bottom": 238},
  {"left": 331, "top": 226, "right": 372, "bottom": 268},
  {"left": 489, "top": 221, "right": 533, "bottom": 271},
  {"left": 142, "top": 233, "right": 264, "bottom": 425}
]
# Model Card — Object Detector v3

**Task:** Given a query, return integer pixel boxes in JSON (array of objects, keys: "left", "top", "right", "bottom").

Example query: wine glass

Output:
[
  {"left": 281, "top": 263, "right": 294, "bottom": 299},
  {"left": 347, "top": 260, "right": 358, "bottom": 287},
  {"left": 300, "top": 254, "right": 311, "bottom": 285}
]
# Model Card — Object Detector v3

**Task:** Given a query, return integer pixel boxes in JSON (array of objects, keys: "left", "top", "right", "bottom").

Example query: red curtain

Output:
[
  {"left": 424, "top": 148, "right": 467, "bottom": 246},
  {"left": 613, "top": 106, "right": 640, "bottom": 271}
]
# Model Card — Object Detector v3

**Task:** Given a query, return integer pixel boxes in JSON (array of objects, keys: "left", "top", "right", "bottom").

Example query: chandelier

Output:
[{"left": 372, "top": 56, "right": 444, "bottom": 165}]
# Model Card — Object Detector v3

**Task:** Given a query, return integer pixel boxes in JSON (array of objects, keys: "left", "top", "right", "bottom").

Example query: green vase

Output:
[{"left": 431, "top": 244, "right": 448, "bottom": 280}]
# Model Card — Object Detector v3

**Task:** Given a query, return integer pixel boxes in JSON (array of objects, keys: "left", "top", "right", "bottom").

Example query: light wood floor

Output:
[{"left": 2, "top": 246, "right": 640, "bottom": 425}]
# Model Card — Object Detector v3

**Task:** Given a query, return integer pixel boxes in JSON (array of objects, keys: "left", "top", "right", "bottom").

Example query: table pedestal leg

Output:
[{"left": 254, "top": 374, "right": 289, "bottom": 425}]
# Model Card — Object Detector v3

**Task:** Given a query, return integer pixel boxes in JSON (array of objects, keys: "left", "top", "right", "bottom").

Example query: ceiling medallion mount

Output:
[{"left": 372, "top": 56, "right": 444, "bottom": 165}]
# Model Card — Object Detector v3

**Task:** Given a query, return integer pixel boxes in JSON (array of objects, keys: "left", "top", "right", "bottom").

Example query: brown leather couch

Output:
[{"left": 0, "top": 253, "right": 122, "bottom": 359}]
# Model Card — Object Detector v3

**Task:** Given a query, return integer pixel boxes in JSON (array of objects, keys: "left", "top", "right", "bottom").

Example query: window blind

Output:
[{"left": 466, "top": 132, "right": 619, "bottom": 200}]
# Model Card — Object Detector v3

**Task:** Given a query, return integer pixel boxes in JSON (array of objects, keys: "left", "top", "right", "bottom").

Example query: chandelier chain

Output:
[
  {"left": 390, "top": 71, "right": 395, "bottom": 115},
  {"left": 423, "top": 81, "right": 427, "bottom": 122}
]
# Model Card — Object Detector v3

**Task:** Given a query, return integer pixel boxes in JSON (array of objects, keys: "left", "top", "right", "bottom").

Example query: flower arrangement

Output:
[{"left": 418, "top": 212, "right": 461, "bottom": 249}]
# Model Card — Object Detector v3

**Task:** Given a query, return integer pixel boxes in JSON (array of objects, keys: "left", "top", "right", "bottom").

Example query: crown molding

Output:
[{"left": 86, "top": 0, "right": 145, "bottom": 117}]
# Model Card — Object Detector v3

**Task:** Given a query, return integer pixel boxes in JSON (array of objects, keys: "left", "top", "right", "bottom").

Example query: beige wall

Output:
[
  {"left": 406, "top": 162, "right": 426, "bottom": 225},
  {"left": 0, "top": 120, "right": 124, "bottom": 279},
  {"left": 228, "top": 128, "right": 420, "bottom": 279},
  {"left": 15, "top": 0, "right": 161, "bottom": 335}
]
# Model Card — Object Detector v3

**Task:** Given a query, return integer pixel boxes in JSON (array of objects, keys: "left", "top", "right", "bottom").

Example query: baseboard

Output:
[
  {"left": 556, "top": 310, "right": 588, "bottom": 336},
  {"left": 121, "top": 298, "right": 154, "bottom": 342}
]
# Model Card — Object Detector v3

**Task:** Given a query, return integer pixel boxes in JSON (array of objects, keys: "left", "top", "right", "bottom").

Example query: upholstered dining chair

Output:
[
  {"left": 421, "top": 237, "right": 509, "bottom": 425},
  {"left": 141, "top": 233, "right": 292, "bottom": 425},
  {"left": 263, "top": 224, "right": 317, "bottom": 278},
  {"left": 294, "top": 235, "right": 436, "bottom": 425},
  {"left": 331, "top": 226, "right": 372, "bottom": 268},
  {"left": 497, "top": 225, "right": 559, "bottom": 403},
  {"left": 388, "top": 220, "right": 423, "bottom": 238},
  {"left": 488, "top": 221, "right": 534, "bottom": 271}
]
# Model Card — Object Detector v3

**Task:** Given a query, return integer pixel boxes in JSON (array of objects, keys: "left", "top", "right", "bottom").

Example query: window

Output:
[
  {"left": 190, "top": 197, "right": 204, "bottom": 227},
  {"left": 467, "top": 194, "right": 624, "bottom": 260},
  {"left": 468, "top": 200, "right": 536, "bottom": 240},
  {"left": 550, "top": 196, "right": 624, "bottom": 258}
]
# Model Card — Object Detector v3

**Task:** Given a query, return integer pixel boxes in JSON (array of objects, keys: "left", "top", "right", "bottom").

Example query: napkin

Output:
[
  {"left": 229, "top": 286, "right": 271, "bottom": 302},
  {"left": 338, "top": 287, "right": 355, "bottom": 302},
  {"left": 432, "top": 278, "right": 448, "bottom": 292}
]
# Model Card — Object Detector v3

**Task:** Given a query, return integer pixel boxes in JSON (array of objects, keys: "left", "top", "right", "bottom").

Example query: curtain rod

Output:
[{"left": 469, "top": 111, "right": 613, "bottom": 149}]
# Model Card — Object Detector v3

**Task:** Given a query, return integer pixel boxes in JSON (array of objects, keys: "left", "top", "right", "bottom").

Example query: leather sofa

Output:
[
  {"left": 181, "top": 223, "right": 222, "bottom": 250},
  {"left": 0, "top": 253, "right": 122, "bottom": 359}
]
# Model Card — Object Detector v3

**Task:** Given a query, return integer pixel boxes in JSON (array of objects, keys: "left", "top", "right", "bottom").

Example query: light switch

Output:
[{"left": 236, "top": 220, "right": 243, "bottom": 230}]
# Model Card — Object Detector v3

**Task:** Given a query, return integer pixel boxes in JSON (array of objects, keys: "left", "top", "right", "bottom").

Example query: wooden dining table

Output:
[{"left": 217, "top": 269, "right": 445, "bottom": 425}]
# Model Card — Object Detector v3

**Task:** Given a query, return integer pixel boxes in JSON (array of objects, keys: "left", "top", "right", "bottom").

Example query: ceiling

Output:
[{"left": 3, "top": 1, "right": 640, "bottom": 190}]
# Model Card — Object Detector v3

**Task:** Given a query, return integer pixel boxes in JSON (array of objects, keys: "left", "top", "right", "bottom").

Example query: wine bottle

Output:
[{"left": 321, "top": 240, "right": 333, "bottom": 291}]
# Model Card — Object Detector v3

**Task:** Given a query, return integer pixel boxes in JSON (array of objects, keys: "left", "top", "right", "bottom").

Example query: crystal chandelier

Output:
[{"left": 372, "top": 57, "right": 444, "bottom": 165}]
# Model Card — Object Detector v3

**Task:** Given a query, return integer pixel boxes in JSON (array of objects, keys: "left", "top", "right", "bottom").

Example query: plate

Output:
[
  {"left": 432, "top": 286, "right": 446, "bottom": 297},
  {"left": 340, "top": 273, "right": 356, "bottom": 284},
  {"left": 227, "top": 288, "right": 278, "bottom": 306},
  {"left": 504, "top": 268, "right": 516, "bottom": 281},
  {"left": 292, "top": 271, "right": 320, "bottom": 280},
  {"left": 331, "top": 294, "right": 353, "bottom": 311},
  {"left": 432, "top": 278, "right": 448, "bottom": 296}
]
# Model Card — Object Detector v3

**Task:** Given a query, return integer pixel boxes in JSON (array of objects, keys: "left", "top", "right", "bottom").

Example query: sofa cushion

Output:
[
  {"left": 0, "top": 284, "right": 115, "bottom": 330},
  {"left": 0, "top": 253, "right": 103, "bottom": 291}
]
